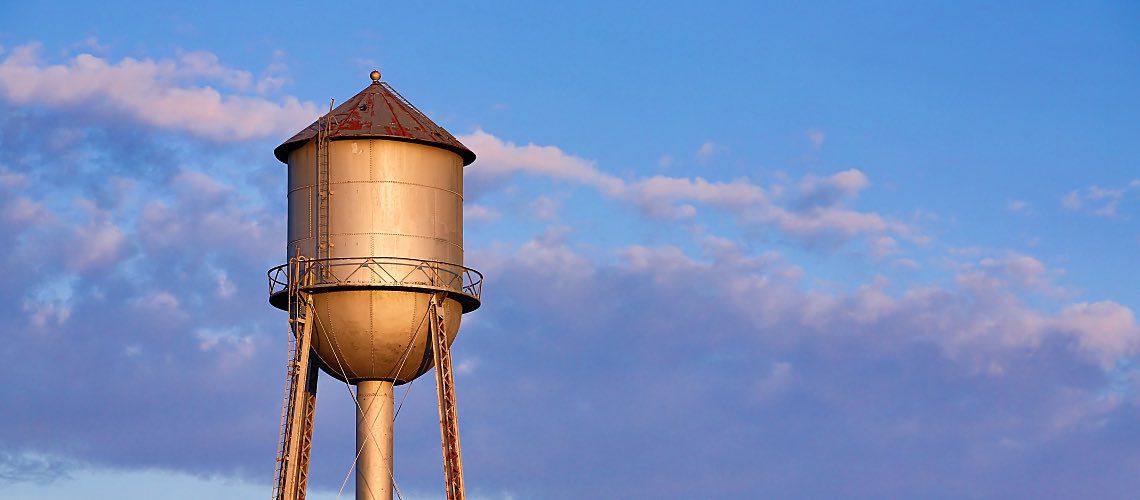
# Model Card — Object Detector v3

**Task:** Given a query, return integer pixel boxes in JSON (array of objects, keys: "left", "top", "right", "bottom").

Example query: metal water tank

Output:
[{"left": 269, "top": 71, "right": 481, "bottom": 384}]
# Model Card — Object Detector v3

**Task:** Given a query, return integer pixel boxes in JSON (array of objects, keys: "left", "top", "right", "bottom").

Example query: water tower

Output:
[{"left": 266, "top": 71, "right": 482, "bottom": 500}]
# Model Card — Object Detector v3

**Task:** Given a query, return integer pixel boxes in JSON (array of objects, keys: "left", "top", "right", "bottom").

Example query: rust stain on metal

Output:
[{"left": 275, "top": 78, "right": 475, "bottom": 165}]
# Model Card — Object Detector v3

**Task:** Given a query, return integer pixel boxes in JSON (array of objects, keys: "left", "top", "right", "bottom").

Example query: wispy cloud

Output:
[
  {"left": 463, "top": 130, "right": 915, "bottom": 246},
  {"left": 806, "top": 129, "right": 826, "bottom": 151},
  {"left": 695, "top": 141, "right": 719, "bottom": 164},
  {"left": 1061, "top": 180, "right": 1140, "bottom": 218},
  {"left": 1007, "top": 199, "right": 1032, "bottom": 214},
  {"left": 462, "top": 130, "right": 624, "bottom": 195},
  {"left": 464, "top": 203, "right": 501, "bottom": 222}
]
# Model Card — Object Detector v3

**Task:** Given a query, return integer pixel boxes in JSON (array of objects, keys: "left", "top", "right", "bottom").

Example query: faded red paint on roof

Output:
[{"left": 274, "top": 81, "right": 475, "bottom": 165}]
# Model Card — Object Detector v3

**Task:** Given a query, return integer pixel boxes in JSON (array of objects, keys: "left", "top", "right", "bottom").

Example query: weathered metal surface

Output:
[
  {"left": 318, "top": 288, "right": 462, "bottom": 384},
  {"left": 276, "top": 136, "right": 477, "bottom": 383},
  {"left": 356, "top": 380, "right": 395, "bottom": 500},
  {"left": 286, "top": 139, "right": 467, "bottom": 274},
  {"left": 274, "top": 80, "right": 476, "bottom": 165}
]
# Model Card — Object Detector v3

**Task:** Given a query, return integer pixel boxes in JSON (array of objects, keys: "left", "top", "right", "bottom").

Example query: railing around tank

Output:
[{"left": 268, "top": 256, "right": 483, "bottom": 304}]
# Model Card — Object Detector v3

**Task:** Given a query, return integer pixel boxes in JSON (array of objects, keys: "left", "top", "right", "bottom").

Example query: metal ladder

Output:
[
  {"left": 315, "top": 100, "right": 335, "bottom": 282},
  {"left": 273, "top": 258, "right": 319, "bottom": 500},
  {"left": 430, "top": 291, "right": 466, "bottom": 500}
]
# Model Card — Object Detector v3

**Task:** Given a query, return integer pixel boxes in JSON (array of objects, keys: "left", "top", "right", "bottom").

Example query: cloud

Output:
[
  {"left": 869, "top": 236, "right": 900, "bottom": 258},
  {"left": 629, "top": 175, "right": 767, "bottom": 218},
  {"left": 0, "top": 169, "right": 28, "bottom": 189},
  {"left": 0, "top": 453, "right": 70, "bottom": 484},
  {"left": 526, "top": 195, "right": 560, "bottom": 220},
  {"left": 789, "top": 168, "right": 870, "bottom": 210},
  {"left": 4, "top": 41, "right": 1139, "bottom": 499},
  {"left": 952, "top": 252, "right": 1066, "bottom": 297},
  {"left": 1007, "top": 199, "right": 1032, "bottom": 214},
  {"left": 0, "top": 83, "right": 861, "bottom": 249},
  {"left": 753, "top": 361, "right": 793, "bottom": 402},
  {"left": 0, "top": 43, "right": 318, "bottom": 142},
  {"left": 1061, "top": 180, "right": 1139, "bottom": 218},
  {"left": 0, "top": 124, "right": 295, "bottom": 484},
  {"left": 475, "top": 230, "right": 1140, "bottom": 375},
  {"left": 749, "top": 203, "right": 901, "bottom": 242},
  {"left": 70, "top": 214, "right": 126, "bottom": 271},
  {"left": 806, "top": 129, "right": 826, "bottom": 150},
  {"left": 463, "top": 130, "right": 913, "bottom": 245},
  {"left": 2, "top": 196, "right": 50, "bottom": 225},
  {"left": 462, "top": 130, "right": 624, "bottom": 195},
  {"left": 1053, "top": 301, "right": 1140, "bottom": 366},
  {"left": 464, "top": 203, "right": 501, "bottom": 222},
  {"left": 457, "top": 234, "right": 1140, "bottom": 498},
  {"left": 695, "top": 141, "right": 718, "bottom": 164},
  {"left": 4, "top": 115, "right": 1140, "bottom": 498}
]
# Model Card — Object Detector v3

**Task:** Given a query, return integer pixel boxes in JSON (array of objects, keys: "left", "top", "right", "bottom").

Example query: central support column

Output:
[{"left": 356, "top": 380, "right": 394, "bottom": 500}]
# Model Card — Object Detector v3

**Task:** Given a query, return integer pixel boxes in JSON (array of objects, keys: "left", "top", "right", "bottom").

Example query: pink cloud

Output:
[
  {"left": 0, "top": 43, "right": 318, "bottom": 141},
  {"left": 462, "top": 129, "right": 624, "bottom": 195},
  {"left": 69, "top": 217, "right": 126, "bottom": 272},
  {"left": 464, "top": 203, "right": 501, "bottom": 222},
  {"left": 463, "top": 130, "right": 913, "bottom": 244},
  {"left": 1053, "top": 301, "right": 1140, "bottom": 366}
]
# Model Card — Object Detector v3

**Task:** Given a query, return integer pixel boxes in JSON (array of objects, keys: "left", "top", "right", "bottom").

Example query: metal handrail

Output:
[{"left": 268, "top": 256, "right": 483, "bottom": 302}]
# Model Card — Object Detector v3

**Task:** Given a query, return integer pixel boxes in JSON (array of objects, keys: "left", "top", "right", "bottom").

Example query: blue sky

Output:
[{"left": 1, "top": 1, "right": 1139, "bottom": 498}]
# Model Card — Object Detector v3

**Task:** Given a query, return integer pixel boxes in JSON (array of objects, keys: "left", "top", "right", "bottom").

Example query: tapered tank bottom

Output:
[{"left": 356, "top": 380, "right": 394, "bottom": 500}]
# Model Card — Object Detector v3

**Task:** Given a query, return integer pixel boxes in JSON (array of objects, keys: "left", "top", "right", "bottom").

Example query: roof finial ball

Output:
[{"left": 370, "top": 70, "right": 382, "bottom": 83}]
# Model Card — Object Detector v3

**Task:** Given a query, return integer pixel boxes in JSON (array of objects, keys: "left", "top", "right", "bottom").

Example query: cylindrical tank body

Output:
[
  {"left": 286, "top": 138, "right": 466, "bottom": 383},
  {"left": 287, "top": 139, "right": 464, "bottom": 268}
]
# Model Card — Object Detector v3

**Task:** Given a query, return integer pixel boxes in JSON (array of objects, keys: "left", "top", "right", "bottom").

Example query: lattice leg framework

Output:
[
  {"left": 430, "top": 292, "right": 466, "bottom": 500},
  {"left": 274, "top": 258, "right": 319, "bottom": 500}
]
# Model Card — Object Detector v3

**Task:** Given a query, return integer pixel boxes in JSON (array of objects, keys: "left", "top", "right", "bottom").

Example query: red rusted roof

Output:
[{"left": 274, "top": 78, "right": 475, "bottom": 165}]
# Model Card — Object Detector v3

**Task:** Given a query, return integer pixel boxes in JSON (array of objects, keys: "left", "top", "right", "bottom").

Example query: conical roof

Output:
[{"left": 274, "top": 73, "right": 475, "bottom": 165}]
